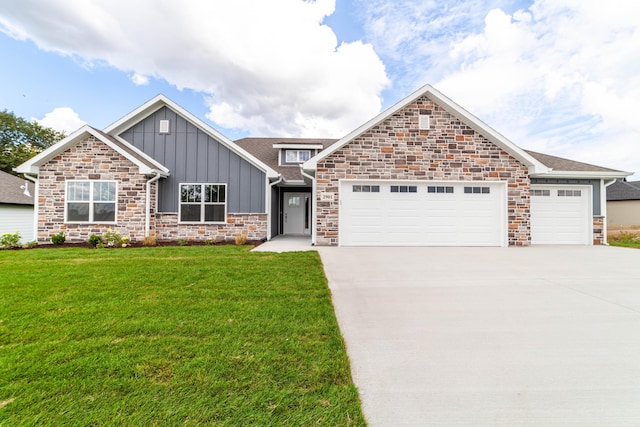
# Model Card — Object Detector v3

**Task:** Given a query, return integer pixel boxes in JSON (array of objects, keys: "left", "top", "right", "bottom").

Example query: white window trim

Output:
[
  {"left": 281, "top": 149, "right": 312, "bottom": 165},
  {"left": 178, "top": 183, "right": 227, "bottom": 224},
  {"left": 65, "top": 180, "right": 118, "bottom": 224}
]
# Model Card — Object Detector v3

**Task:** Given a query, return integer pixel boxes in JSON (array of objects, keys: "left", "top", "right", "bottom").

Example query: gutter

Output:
[
  {"left": 601, "top": 178, "right": 619, "bottom": 245},
  {"left": 267, "top": 176, "right": 283, "bottom": 240},
  {"left": 300, "top": 168, "right": 316, "bottom": 246},
  {"left": 145, "top": 172, "right": 163, "bottom": 238},
  {"left": 23, "top": 173, "right": 38, "bottom": 243}
]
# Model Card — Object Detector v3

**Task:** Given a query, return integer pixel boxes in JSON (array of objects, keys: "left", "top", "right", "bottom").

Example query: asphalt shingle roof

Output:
[
  {"left": 0, "top": 170, "right": 34, "bottom": 205},
  {"left": 524, "top": 150, "right": 624, "bottom": 173},
  {"left": 607, "top": 179, "right": 640, "bottom": 201}
]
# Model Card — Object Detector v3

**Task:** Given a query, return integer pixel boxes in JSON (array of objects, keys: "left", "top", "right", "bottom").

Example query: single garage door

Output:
[
  {"left": 530, "top": 185, "right": 591, "bottom": 244},
  {"left": 339, "top": 180, "right": 506, "bottom": 246}
]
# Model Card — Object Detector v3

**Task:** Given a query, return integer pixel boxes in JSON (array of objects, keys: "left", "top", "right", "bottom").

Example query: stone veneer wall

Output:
[
  {"left": 593, "top": 215, "right": 605, "bottom": 245},
  {"left": 37, "top": 136, "right": 154, "bottom": 243},
  {"left": 155, "top": 213, "right": 267, "bottom": 242},
  {"left": 315, "top": 94, "right": 531, "bottom": 246}
]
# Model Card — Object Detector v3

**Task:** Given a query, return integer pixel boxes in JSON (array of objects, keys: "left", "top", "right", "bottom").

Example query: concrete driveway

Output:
[{"left": 318, "top": 246, "right": 640, "bottom": 426}]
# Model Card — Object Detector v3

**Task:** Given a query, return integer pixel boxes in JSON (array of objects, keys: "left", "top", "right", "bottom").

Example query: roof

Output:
[
  {"left": 304, "top": 83, "right": 550, "bottom": 175},
  {"left": 235, "top": 137, "right": 337, "bottom": 182},
  {"left": 0, "top": 170, "right": 34, "bottom": 205},
  {"left": 526, "top": 150, "right": 628, "bottom": 178},
  {"left": 607, "top": 179, "right": 640, "bottom": 201},
  {"left": 14, "top": 125, "right": 169, "bottom": 176},
  {"left": 104, "top": 94, "right": 279, "bottom": 180}
]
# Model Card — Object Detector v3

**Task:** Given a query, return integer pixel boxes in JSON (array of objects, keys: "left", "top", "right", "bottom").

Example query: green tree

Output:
[{"left": 0, "top": 110, "right": 66, "bottom": 175}]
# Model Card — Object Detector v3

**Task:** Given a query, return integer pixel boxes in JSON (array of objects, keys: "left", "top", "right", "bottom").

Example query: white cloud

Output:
[
  {"left": 130, "top": 73, "right": 149, "bottom": 86},
  {"left": 35, "top": 107, "right": 86, "bottom": 134},
  {"left": 0, "top": 0, "right": 389, "bottom": 138},
  {"left": 358, "top": 0, "right": 640, "bottom": 176}
]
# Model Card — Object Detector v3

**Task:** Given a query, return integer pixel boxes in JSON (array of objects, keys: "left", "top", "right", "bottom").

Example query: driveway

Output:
[{"left": 318, "top": 246, "right": 640, "bottom": 426}]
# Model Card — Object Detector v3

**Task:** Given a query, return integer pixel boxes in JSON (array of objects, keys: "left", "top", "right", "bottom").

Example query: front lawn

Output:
[{"left": 0, "top": 246, "right": 365, "bottom": 426}]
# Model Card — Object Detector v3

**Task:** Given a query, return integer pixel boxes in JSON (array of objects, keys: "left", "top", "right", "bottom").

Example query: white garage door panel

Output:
[
  {"left": 530, "top": 185, "right": 591, "bottom": 245},
  {"left": 340, "top": 181, "right": 505, "bottom": 246}
]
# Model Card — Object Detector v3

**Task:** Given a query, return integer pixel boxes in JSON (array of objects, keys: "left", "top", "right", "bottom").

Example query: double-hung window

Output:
[
  {"left": 179, "top": 183, "right": 226, "bottom": 223},
  {"left": 66, "top": 180, "right": 117, "bottom": 223}
]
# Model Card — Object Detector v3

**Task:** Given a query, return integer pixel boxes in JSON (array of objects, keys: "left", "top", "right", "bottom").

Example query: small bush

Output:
[
  {"left": 88, "top": 234, "right": 103, "bottom": 247},
  {"left": 205, "top": 238, "right": 216, "bottom": 246},
  {"left": 22, "top": 241, "right": 37, "bottom": 249},
  {"left": 51, "top": 232, "right": 66, "bottom": 245},
  {"left": 142, "top": 234, "right": 157, "bottom": 246},
  {"left": 177, "top": 238, "right": 188, "bottom": 246},
  {"left": 235, "top": 232, "right": 248, "bottom": 246},
  {"left": 0, "top": 231, "right": 21, "bottom": 249},
  {"left": 102, "top": 228, "right": 130, "bottom": 248}
]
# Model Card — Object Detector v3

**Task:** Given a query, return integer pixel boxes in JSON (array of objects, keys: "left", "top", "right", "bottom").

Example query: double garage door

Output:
[
  {"left": 340, "top": 181, "right": 507, "bottom": 246},
  {"left": 339, "top": 181, "right": 592, "bottom": 246}
]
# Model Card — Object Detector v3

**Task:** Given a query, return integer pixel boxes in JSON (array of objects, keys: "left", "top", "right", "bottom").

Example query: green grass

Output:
[
  {"left": 608, "top": 231, "right": 640, "bottom": 248},
  {"left": 0, "top": 246, "right": 365, "bottom": 426}
]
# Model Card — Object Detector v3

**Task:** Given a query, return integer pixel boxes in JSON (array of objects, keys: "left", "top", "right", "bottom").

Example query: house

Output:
[
  {"left": 15, "top": 84, "right": 631, "bottom": 246},
  {"left": 606, "top": 179, "right": 640, "bottom": 228},
  {"left": 0, "top": 170, "right": 35, "bottom": 242}
]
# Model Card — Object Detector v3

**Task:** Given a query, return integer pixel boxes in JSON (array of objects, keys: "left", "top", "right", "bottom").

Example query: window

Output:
[
  {"left": 464, "top": 186, "right": 490, "bottom": 194},
  {"left": 390, "top": 185, "right": 417, "bottom": 193},
  {"left": 558, "top": 189, "right": 581, "bottom": 197},
  {"left": 531, "top": 189, "right": 551, "bottom": 197},
  {"left": 285, "top": 150, "right": 311, "bottom": 164},
  {"left": 66, "top": 181, "right": 116, "bottom": 223},
  {"left": 427, "top": 186, "right": 454, "bottom": 194},
  {"left": 179, "top": 184, "right": 226, "bottom": 223},
  {"left": 352, "top": 185, "right": 380, "bottom": 193}
]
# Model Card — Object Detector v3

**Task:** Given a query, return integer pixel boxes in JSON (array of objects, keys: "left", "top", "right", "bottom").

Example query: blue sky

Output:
[{"left": 1, "top": 0, "right": 638, "bottom": 177}]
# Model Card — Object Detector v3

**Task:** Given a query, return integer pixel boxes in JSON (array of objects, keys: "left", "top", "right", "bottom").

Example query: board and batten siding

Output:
[
  {"left": 119, "top": 107, "right": 266, "bottom": 214},
  {"left": 0, "top": 205, "right": 34, "bottom": 243}
]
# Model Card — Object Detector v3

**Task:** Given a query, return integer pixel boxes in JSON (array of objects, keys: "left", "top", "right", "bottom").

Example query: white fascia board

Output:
[
  {"left": 104, "top": 94, "right": 279, "bottom": 179},
  {"left": 304, "top": 84, "right": 549, "bottom": 174},
  {"left": 530, "top": 170, "right": 632, "bottom": 179},
  {"left": 272, "top": 144, "right": 324, "bottom": 149}
]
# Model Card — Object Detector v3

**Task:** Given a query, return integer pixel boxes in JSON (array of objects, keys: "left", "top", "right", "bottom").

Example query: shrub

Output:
[
  {"left": 142, "top": 234, "right": 157, "bottom": 246},
  {"left": 0, "top": 231, "right": 21, "bottom": 249},
  {"left": 102, "top": 229, "right": 130, "bottom": 248},
  {"left": 235, "top": 232, "right": 248, "bottom": 246},
  {"left": 51, "top": 232, "right": 66, "bottom": 245},
  {"left": 22, "top": 241, "right": 37, "bottom": 249},
  {"left": 177, "top": 238, "right": 188, "bottom": 246},
  {"left": 205, "top": 238, "right": 216, "bottom": 246},
  {"left": 88, "top": 234, "right": 103, "bottom": 247}
]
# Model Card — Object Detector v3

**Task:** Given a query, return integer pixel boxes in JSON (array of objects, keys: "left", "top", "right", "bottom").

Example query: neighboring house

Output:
[
  {"left": 15, "top": 84, "right": 631, "bottom": 246},
  {"left": 0, "top": 170, "right": 35, "bottom": 242},
  {"left": 606, "top": 179, "right": 640, "bottom": 227}
]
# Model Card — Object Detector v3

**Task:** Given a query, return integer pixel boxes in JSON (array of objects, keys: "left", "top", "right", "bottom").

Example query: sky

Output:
[{"left": 0, "top": 0, "right": 638, "bottom": 178}]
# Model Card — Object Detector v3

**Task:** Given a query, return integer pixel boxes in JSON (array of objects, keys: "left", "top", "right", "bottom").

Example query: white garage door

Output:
[
  {"left": 530, "top": 185, "right": 591, "bottom": 245},
  {"left": 339, "top": 181, "right": 506, "bottom": 246}
]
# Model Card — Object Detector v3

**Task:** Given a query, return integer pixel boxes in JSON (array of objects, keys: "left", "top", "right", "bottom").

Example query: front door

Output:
[{"left": 283, "top": 193, "right": 310, "bottom": 235}]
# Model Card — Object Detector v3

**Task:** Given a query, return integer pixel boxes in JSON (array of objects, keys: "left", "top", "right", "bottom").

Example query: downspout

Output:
[
  {"left": 602, "top": 178, "right": 618, "bottom": 245},
  {"left": 23, "top": 173, "right": 38, "bottom": 243},
  {"left": 300, "top": 168, "right": 316, "bottom": 246},
  {"left": 267, "top": 176, "right": 283, "bottom": 240},
  {"left": 145, "top": 172, "right": 162, "bottom": 238}
]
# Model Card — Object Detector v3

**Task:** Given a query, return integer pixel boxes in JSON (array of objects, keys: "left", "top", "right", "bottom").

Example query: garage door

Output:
[
  {"left": 530, "top": 185, "right": 591, "bottom": 244},
  {"left": 339, "top": 181, "right": 506, "bottom": 246}
]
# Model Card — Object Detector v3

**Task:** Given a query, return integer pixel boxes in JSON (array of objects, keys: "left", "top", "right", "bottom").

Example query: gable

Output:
[{"left": 119, "top": 106, "right": 266, "bottom": 213}]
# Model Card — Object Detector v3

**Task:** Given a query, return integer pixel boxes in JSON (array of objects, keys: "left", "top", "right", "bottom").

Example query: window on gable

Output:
[
  {"left": 66, "top": 181, "right": 117, "bottom": 223},
  {"left": 179, "top": 183, "right": 226, "bottom": 223},
  {"left": 285, "top": 150, "right": 311, "bottom": 164}
]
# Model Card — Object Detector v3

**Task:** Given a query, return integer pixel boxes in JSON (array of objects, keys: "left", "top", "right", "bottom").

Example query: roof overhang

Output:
[
  {"left": 303, "top": 84, "right": 549, "bottom": 175},
  {"left": 272, "top": 144, "right": 324, "bottom": 150},
  {"left": 104, "top": 94, "right": 279, "bottom": 179},
  {"left": 14, "top": 125, "right": 170, "bottom": 177},
  {"left": 530, "top": 170, "right": 633, "bottom": 179}
]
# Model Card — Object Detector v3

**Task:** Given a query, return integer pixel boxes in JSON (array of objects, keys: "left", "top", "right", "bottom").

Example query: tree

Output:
[{"left": 0, "top": 110, "right": 66, "bottom": 175}]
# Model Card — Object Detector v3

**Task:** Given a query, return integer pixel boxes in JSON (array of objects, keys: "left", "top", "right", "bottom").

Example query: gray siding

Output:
[
  {"left": 531, "top": 178, "right": 601, "bottom": 215},
  {"left": 119, "top": 106, "right": 266, "bottom": 213}
]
